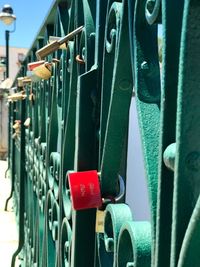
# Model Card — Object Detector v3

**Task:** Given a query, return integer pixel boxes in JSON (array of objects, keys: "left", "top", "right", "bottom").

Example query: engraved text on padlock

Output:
[{"left": 67, "top": 170, "right": 102, "bottom": 210}]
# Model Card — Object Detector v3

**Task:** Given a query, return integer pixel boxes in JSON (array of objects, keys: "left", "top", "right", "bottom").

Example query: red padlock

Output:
[
  {"left": 27, "top": 60, "right": 45, "bottom": 71},
  {"left": 67, "top": 170, "right": 102, "bottom": 210}
]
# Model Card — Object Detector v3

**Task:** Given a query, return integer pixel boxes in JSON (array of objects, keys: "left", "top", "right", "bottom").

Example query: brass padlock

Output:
[
  {"left": 13, "top": 120, "right": 21, "bottom": 135},
  {"left": 22, "top": 77, "right": 32, "bottom": 84},
  {"left": 36, "top": 26, "right": 83, "bottom": 60},
  {"left": 32, "top": 62, "right": 52, "bottom": 80},
  {"left": 95, "top": 210, "right": 105, "bottom": 233},
  {"left": 48, "top": 36, "right": 67, "bottom": 50},
  {"left": 13, "top": 120, "right": 21, "bottom": 130},
  {"left": 15, "top": 128, "right": 21, "bottom": 135},
  {"left": 17, "top": 76, "right": 32, "bottom": 87},
  {"left": 17, "top": 77, "right": 24, "bottom": 87},
  {"left": 8, "top": 91, "right": 27, "bottom": 102}
]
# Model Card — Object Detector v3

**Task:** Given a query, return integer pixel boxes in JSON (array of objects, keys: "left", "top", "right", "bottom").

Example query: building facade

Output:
[
  {"left": 0, "top": 46, "right": 28, "bottom": 159},
  {"left": 0, "top": 46, "right": 28, "bottom": 81}
]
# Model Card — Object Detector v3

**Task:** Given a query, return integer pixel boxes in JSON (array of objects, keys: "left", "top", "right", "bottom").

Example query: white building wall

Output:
[
  {"left": 0, "top": 46, "right": 28, "bottom": 81},
  {"left": 0, "top": 46, "right": 28, "bottom": 159},
  {"left": 126, "top": 97, "right": 150, "bottom": 221}
]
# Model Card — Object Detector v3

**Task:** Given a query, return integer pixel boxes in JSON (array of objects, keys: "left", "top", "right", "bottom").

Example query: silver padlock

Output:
[{"left": 24, "top": 117, "right": 31, "bottom": 127}]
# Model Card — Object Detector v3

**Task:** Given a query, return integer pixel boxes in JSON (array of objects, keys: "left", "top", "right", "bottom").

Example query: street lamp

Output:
[
  {"left": 0, "top": 4, "right": 16, "bottom": 78},
  {"left": 0, "top": 4, "right": 16, "bottom": 168}
]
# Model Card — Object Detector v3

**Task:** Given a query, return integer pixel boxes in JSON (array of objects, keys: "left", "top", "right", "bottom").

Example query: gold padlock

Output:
[
  {"left": 48, "top": 36, "right": 67, "bottom": 50},
  {"left": 95, "top": 210, "right": 105, "bottom": 233},
  {"left": 8, "top": 91, "right": 27, "bottom": 102},
  {"left": 36, "top": 26, "right": 83, "bottom": 60},
  {"left": 13, "top": 120, "right": 21, "bottom": 130},
  {"left": 15, "top": 128, "right": 21, "bottom": 134},
  {"left": 32, "top": 62, "right": 52, "bottom": 80},
  {"left": 17, "top": 77, "right": 24, "bottom": 87},
  {"left": 17, "top": 76, "right": 32, "bottom": 87},
  {"left": 22, "top": 77, "right": 32, "bottom": 84}
]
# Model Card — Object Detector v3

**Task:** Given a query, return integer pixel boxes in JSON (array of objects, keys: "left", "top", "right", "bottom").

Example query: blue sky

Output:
[
  {"left": 0, "top": 1, "right": 163, "bottom": 49},
  {"left": 0, "top": 0, "right": 54, "bottom": 48}
]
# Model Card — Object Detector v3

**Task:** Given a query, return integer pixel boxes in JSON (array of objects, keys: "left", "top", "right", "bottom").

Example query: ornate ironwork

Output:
[{"left": 7, "top": 0, "right": 200, "bottom": 266}]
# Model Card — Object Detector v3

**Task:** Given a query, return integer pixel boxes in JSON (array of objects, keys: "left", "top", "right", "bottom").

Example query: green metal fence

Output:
[{"left": 6, "top": 0, "right": 200, "bottom": 266}]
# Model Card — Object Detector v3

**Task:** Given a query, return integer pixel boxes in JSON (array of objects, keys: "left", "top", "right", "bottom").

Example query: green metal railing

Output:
[{"left": 6, "top": 0, "right": 200, "bottom": 266}]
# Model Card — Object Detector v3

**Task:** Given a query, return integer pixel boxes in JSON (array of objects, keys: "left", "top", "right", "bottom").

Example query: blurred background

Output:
[{"left": 0, "top": 0, "right": 53, "bottom": 159}]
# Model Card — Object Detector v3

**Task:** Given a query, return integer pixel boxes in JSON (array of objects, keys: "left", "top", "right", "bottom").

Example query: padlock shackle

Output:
[
  {"left": 114, "top": 175, "right": 125, "bottom": 202},
  {"left": 36, "top": 26, "right": 84, "bottom": 60},
  {"left": 58, "top": 25, "right": 84, "bottom": 45},
  {"left": 102, "top": 175, "right": 125, "bottom": 204}
]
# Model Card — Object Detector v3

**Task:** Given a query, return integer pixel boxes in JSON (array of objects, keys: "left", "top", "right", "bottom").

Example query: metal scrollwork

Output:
[
  {"left": 145, "top": 0, "right": 161, "bottom": 25},
  {"left": 8, "top": 0, "right": 200, "bottom": 266},
  {"left": 117, "top": 222, "right": 151, "bottom": 267},
  {"left": 103, "top": 204, "right": 133, "bottom": 266},
  {"left": 59, "top": 217, "right": 72, "bottom": 267}
]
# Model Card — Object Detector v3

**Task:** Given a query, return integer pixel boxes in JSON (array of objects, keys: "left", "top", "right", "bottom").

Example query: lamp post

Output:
[
  {"left": 0, "top": 4, "right": 16, "bottom": 78},
  {"left": 0, "top": 4, "right": 16, "bottom": 165}
]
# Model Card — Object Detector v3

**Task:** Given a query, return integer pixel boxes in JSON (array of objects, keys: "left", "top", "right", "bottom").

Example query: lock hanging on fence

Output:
[
  {"left": 36, "top": 26, "right": 84, "bottom": 60},
  {"left": 8, "top": 91, "right": 27, "bottom": 102},
  {"left": 17, "top": 77, "right": 32, "bottom": 88},
  {"left": 27, "top": 62, "right": 52, "bottom": 81},
  {"left": 67, "top": 170, "right": 125, "bottom": 211}
]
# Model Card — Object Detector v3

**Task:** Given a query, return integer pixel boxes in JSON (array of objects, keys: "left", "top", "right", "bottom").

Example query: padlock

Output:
[
  {"left": 67, "top": 170, "right": 102, "bottom": 210},
  {"left": 95, "top": 210, "right": 105, "bottom": 233},
  {"left": 17, "top": 77, "right": 24, "bottom": 87},
  {"left": 22, "top": 77, "right": 32, "bottom": 84},
  {"left": 17, "top": 76, "right": 32, "bottom": 87},
  {"left": 67, "top": 171, "right": 125, "bottom": 211},
  {"left": 32, "top": 62, "right": 52, "bottom": 80},
  {"left": 15, "top": 128, "right": 21, "bottom": 135},
  {"left": 13, "top": 120, "right": 21, "bottom": 129},
  {"left": 27, "top": 60, "right": 45, "bottom": 71},
  {"left": 8, "top": 91, "right": 27, "bottom": 102},
  {"left": 36, "top": 25, "right": 84, "bottom": 60},
  {"left": 24, "top": 117, "right": 31, "bottom": 127},
  {"left": 13, "top": 120, "right": 21, "bottom": 135},
  {"left": 49, "top": 36, "right": 67, "bottom": 50}
]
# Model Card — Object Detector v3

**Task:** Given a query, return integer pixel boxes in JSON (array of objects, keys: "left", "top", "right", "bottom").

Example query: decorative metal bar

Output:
[{"left": 7, "top": 0, "right": 200, "bottom": 266}]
